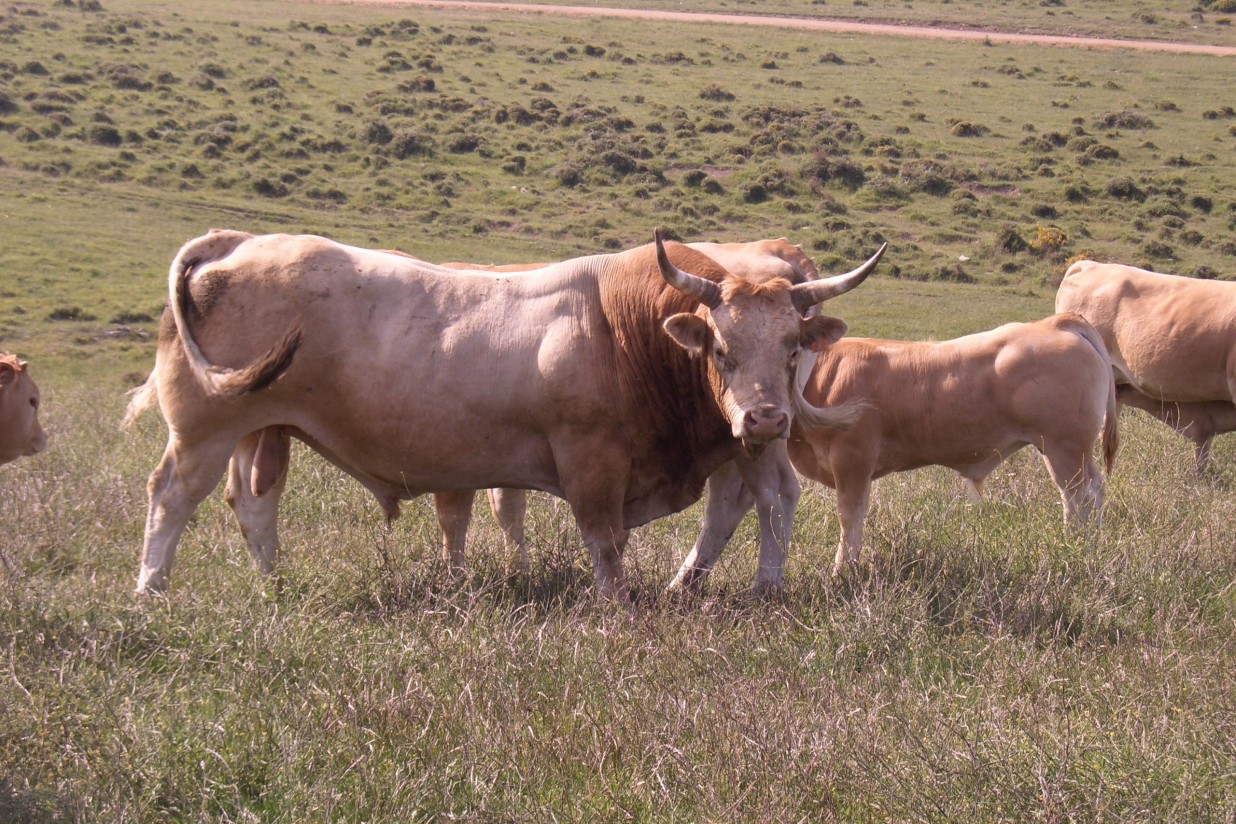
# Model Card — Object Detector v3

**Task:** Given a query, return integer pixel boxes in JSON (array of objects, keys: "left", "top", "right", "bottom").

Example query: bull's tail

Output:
[
  {"left": 792, "top": 347, "right": 868, "bottom": 430},
  {"left": 169, "top": 230, "right": 302, "bottom": 398},
  {"left": 1060, "top": 312, "right": 1119, "bottom": 474}
]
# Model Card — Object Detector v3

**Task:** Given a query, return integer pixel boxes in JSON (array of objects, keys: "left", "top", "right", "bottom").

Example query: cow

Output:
[
  {"left": 1056, "top": 260, "right": 1236, "bottom": 471},
  {"left": 669, "top": 313, "right": 1118, "bottom": 581},
  {"left": 212, "top": 238, "right": 825, "bottom": 586},
  {"left": 427, "top": 238, "right": 823, "bottom": 582},
  {"left": 0, "top": 353, "right": 47, "bottom": 466},
  {"left": 126, "top": 229, "right": 884, "bottom": 601}
]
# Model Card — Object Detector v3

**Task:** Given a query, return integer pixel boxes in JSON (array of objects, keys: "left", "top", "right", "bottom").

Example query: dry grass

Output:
[{"left": 2, "top": 388, "right": 1234, "bottom": 820}]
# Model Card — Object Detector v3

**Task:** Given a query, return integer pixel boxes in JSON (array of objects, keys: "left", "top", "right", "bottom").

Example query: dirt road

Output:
[{"left": 305, "top": 0, "right": 1236, "bottom": 56}]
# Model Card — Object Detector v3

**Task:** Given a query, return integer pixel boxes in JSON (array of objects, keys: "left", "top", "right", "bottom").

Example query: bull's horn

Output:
[
  {"left": 655, "top": 227, "right": 722, "bottom": 310},
  {"left": 790, "top": 242, "right": 887, "bottom": 313}
]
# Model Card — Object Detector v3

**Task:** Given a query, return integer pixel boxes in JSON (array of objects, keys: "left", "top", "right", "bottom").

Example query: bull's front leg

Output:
[
  {"left": 668, "top": 459, "right": 755, "bottom": 592},
  {"left": 734, "top": 440, "right": 800, "bottom": 595},
  {"left": 556, "top": 437, "right": 632, "bottom": 603}
]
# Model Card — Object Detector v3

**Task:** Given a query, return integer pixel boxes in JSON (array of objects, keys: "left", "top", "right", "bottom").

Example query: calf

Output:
[
  {"left": 0, "top": 354, "right": 47, "bottom": 466},
  {"left": 787, "top": 313, "right": 1118, "bottom": 573}
]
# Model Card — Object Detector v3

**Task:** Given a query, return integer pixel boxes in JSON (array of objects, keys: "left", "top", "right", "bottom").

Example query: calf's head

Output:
[
  {"left": 657, "top": 230, "right": 884, "bottom": 455},
  {"left": 0, "top": 354, "right": 47, "bottom": 467}
]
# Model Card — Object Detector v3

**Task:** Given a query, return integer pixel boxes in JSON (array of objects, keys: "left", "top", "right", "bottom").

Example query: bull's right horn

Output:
[
  {"left": 790, "top": 242, "right": 887, "bottom": 313},
  {"left": 655, "top": 228, "right": 722, "bottom": 310}
]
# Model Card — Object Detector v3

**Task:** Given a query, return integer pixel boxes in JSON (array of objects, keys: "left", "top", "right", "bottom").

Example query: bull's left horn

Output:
[
  {"left": 790, "top": 242, "right": 887, "bottom": 313},
  {"left": 655, "top": 227, "right": 722, "bottom": 310}
]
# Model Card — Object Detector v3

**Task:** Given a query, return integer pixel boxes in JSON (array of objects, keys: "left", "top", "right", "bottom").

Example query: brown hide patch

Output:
[{"left": 185, "top": 269, "right": 233, "bottom": 322}]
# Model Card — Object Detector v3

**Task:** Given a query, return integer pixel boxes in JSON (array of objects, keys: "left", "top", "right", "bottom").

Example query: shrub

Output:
[
  {"left": 1093, "top": 110, "right": 1155, "bottom": 129},
  {"left": 252, "top": 178, "right": 288, "bottom": 197},
  {"left": 950, "top": 121, "right": 989, "bottom": 137},
  {"left": 741, "top": 183, "right": 769, "bottom": 204},
  {"left": 87, "top": 125, "right": 123, "bottom": 146},
  {"left": 803, "top": 151, "right": 866, "bottom": 189},
  {"left": 1033, "top": 225, "right": 1067, "bottom": 253},
  {"left": 1085, "top": 143, "right": 1119, "bottom": 160},
  {"left": 999, "top": 225, "right": 1030, "bottom": 253},
  {"left": 446, "top": 134, "right": 479, "bottom": 153},
  {"left": 389, "top": 130, "right": 434, "bottom": 158},
  {"left": 1105, "top": 177, "right": 1146, "bottom": 202},
  {"left": 682, "top": 169, "right": 708, "bottom": 188},
  {"left": 699, "top": 84, "right": 734, "bottom": 102},
  {"left": 361, "top": 119, "right": 393, "bottom": 145},
  {"left": 47, "top": 306, "right": 96, "bottom": 321},
  {"left": 1140, "top": 239, "right": 1175, "bottom": 259}
]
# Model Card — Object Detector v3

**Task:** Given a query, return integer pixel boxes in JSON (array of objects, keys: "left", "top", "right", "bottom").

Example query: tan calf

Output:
[
  {"left": 0, "top": 354, "right": 47, "bottom": 466},
  {"left": 788, "top": 313, "right": 1118, "bottom": 573}
]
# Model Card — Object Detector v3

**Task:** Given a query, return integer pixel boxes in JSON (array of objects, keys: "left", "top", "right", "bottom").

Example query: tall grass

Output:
[{"left": 2, "top": 382, "right": 1234, "bottom": 820}]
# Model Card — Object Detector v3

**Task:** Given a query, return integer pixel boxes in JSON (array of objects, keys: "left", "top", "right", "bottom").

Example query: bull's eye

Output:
[
  {"left": 30, "top": 397, "right": 38, "bottom": 410},
  {"left": 712, "top": 347, "right": 734, "bottom": 372}
]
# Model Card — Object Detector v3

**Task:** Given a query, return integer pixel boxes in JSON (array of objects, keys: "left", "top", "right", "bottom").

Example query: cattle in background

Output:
[
  {"left": 672, "top": 313, "right": 1118, "bottom": 580},
  {"left": 0, "top": 353, "right": 47, "bottom": 466},
  {"left": 1056, "top": 260, "right": 1236, "bottom": 471},
  {"left": 126, "top": 230, "right": 883, "bottom": 600}
]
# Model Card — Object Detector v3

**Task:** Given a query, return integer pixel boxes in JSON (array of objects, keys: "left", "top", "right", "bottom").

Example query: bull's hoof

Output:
[{"left": 748, "top": 579, "right": 786, "bottom": 601}]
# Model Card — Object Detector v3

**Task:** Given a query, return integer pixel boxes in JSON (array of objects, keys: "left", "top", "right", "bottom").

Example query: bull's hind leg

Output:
[
  {"left": 668, "top": 459, "right": 755, "bottom": 592},
  {"left": 225, "top": 426, "right": 291, "bottom": 577},
  {"left": 1041, "top": 443, "right": 1104, "bottom": 528},
  {"left": 487, "top": 488, "right": 529, "bottom": 574},
  {"left": 433, "top": 490, "right": 475, "bottom": 574},
  {"left": 137, "top": 435, "right": 239, "bottom": 595}
]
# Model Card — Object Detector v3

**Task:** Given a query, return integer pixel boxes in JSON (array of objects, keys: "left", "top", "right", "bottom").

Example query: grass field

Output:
[{"left": 2, "top": 0, "right": 1235, "bottom": 820}]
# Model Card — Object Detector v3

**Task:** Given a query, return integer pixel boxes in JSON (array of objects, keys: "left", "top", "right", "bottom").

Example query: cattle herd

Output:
[{"left": 2, "top": 231, "right": 1234, "bottom": 604}]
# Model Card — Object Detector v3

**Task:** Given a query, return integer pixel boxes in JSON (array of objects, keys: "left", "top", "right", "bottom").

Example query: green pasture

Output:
[{"left": 2, "top": 0, "right": 1235, "bottom": 820}]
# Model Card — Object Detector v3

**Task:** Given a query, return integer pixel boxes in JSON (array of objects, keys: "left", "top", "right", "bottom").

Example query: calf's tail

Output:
[{"left": 792, "top": 347, "right": 868, "bottom": 430}]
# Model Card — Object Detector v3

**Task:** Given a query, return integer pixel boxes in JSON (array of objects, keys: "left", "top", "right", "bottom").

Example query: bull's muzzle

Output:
[{"left": 742, "top": 403, "right": 790, "bottom": 443}]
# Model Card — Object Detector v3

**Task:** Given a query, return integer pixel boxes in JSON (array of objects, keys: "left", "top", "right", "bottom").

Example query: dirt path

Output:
[{"left": 305, "top": 0, "right": 1236, "bottom": 56}]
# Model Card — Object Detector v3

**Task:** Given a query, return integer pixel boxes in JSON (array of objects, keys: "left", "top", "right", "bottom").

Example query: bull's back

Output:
[{"left": 1057, "top": 261, "right": 1236, "bottom": 400}]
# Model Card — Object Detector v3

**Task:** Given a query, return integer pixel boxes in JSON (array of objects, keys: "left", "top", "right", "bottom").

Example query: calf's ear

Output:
[
  {"left": 801, "top": 315, "right": 848, "bottom": 350},
  {"left": 663, "top": 313, "right": 711, "bottom": 355},
  {"left": 0, "top": 362, "right": 14, "bottom": 389}
]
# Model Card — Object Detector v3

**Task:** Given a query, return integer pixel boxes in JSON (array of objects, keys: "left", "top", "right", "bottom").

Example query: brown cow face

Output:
[
  {"left": 665, "top": 288, "right": 848, "bottom": 454},
  {"left": 655, "top": 230, "right": 883, "bottom": 456},
  {"left": 0, "top": 357, "right": 48, "bottom": 466}
]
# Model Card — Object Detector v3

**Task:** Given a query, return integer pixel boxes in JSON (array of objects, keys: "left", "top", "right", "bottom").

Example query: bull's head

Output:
[
  {"left": 656, "top": 229, "right": 884, "bottom": 456},
  {"left": 0, "top": 354, "right": 48, "bottom": 467}
]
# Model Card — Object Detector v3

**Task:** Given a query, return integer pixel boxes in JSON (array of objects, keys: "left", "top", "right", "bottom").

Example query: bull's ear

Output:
[
  {"left": 663, "top": 312, "right": 711, "bottom": 355},
  {"left": 801, "top": 315, "right": 848, "bottom": 349}
]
